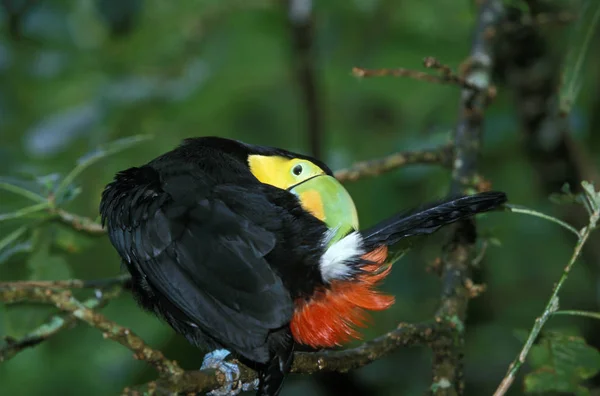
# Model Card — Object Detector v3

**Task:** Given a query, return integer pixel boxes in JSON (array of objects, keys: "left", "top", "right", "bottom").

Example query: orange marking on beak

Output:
[
  {"left": 290, "top": 245, "right": 394, "bottom": 348},
  {"left": 299, "top": 190, "right": 325, "bottom": 221}
]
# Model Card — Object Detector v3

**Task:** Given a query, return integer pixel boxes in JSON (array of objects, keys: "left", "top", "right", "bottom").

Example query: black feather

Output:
[
  {"left": 360, "top": 191, "right": 507, "bottom": 250},
  {"left": 99, "top": 137, "right": 328, "bottom": 392}
]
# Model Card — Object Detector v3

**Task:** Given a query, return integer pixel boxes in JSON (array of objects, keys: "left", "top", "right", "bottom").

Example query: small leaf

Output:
[
  {"left": 581, "top": 181, "right": 600, "bottom": 213},
  {"left": 487, "top": 237, "right": 502, "bottom": 247},
  {"left": 549, "top": 183, "right": 582, "bottom": 205},
  {"left": 0, "top": 202, "right": 50, "bottom": 222},
  {"left": 0, "top": 176, "right": 47, "bottom": 203},
  {"left": 35, "top": 173, "right": 62, "bottom": 195},
  {"left": 0, "top": 241, "right": 34, "bottom": 265},
  {"left": 524, "top": 332, "right": 600, "bottom": 395},
  {"left": 0, "top": 225, "right": 33, "bottom": 265},
  {"left": 0, "top": 225, "right": 30, "bottom": 254}
]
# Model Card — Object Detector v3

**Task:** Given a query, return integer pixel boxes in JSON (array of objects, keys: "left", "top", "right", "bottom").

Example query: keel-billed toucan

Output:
[{"left": 99, "top": 136, "right": 506, "bottom": 396}]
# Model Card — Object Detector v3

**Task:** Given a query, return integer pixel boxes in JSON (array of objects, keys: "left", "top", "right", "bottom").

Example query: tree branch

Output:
[
  {"left": 353, "top": 58, "right": 497, "bottom": 97},
  {"left": 432, "top": 1, "right": 504, "bottom": 395},
  {"left": 0, "top": 286, "right": 182, "bottom": 377},
  {"left": 126, "top": 321, "right": 449, "bottom": 394},
  {"left": 334, "top": 145, "right": 454, "bottom": 183},
  {"left": 49, "top": 208, "right": 105, "bottom": 235},
  {"left": 0, "top": 285, "right": 123, "bottom": 362},
  {"left": 0, "top": 274, "right": 130, "bottom": 290}
]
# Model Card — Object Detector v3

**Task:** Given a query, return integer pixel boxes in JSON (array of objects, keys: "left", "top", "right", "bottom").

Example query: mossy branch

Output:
[
  {"left": 334, "top": 145, "right": 454, "bottom": 183},
  {"left": 125, "top": 322, "right": 449, "bottom": 395},
  {"left": 0, "top": 286, "right": 182, "bottom": 377},
  {"left": 0, "top": 285, "right": 124, "bottom": 362},
  {"left": 430, "top": 1, "right": 504, "bottom": 395}
]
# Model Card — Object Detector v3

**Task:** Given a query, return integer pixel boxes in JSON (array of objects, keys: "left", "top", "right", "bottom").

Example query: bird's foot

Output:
[{"left": 201, "top": 349, "right": 259, "bottom": 396}]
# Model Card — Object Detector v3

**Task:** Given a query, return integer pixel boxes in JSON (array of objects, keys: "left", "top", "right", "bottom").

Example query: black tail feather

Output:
[
  {"left": 360, "top": 191, "right": 507, "bottom": 250},
  {"left": 257, "top": 328, "right": 295, "bottom": 396}
]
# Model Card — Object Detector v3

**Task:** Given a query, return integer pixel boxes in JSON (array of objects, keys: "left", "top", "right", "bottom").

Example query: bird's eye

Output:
[{"left": 292, "top": 164, "right": 303, "bottom": 176}]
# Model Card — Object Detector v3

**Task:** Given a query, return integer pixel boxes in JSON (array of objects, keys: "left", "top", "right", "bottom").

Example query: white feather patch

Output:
[{"left": 319, "top": 231, "right": 365, "bottom": 282}]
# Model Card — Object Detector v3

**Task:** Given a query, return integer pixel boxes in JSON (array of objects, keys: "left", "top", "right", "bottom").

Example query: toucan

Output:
[{"left": 99, "top": 136, "right": 506, "bottom": 396}]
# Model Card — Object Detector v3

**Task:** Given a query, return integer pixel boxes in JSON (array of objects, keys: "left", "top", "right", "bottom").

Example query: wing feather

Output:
[{"left": 101, "top": 166, "right": 294, "bottom": 361}]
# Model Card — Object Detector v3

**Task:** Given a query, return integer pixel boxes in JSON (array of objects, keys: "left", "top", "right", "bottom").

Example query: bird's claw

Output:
[{"left": 201, "top": 349, "right": 258, "bottom": 396}]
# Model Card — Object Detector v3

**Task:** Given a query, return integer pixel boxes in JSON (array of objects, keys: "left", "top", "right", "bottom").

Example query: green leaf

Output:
[
  {"left": 581, "top": 181, "right": 600, "bottom": 214},
  {"left": 524, "top": 332, "right": 600, "bottom": 395},
  {"left": 0, "top": 177, "right": 47, "bottom": 203},
  {"left": 549, "top": 183, "right": 581, "bottom": 205},
  {"left": 35, "top": 173, "right": 62, "bottom": 195},
  {"left": 0, "top": 202, "right": 50, "bottom": 222},
  {"left": 0, "top": 225, "right": 33, "bottom": 265}
]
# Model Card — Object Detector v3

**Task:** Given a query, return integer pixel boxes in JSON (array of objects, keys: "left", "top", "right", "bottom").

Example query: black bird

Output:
[{"left": 99, "top": 136, "right": 507, "bottom": 396}]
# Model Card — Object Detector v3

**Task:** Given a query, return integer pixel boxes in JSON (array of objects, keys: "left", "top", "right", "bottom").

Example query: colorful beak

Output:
[{"left": 289, "top": 175, "right": 359, "bottom": 246}]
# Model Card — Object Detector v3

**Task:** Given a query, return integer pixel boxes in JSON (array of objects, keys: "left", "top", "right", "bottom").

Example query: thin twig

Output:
[
  {"left": 353, "top": 67, "right": 466, "bottom": 88},
  {"left": 423, "top": 57, "right": 483, "bottom": 92},
  {"left": 125, "top": 321, "right": 449, "bottom": 394},
  {"left": 0, "top": 287, "right": 182, "bottom": 377},
  {"left": 0, "top": 285, "right": 124, "bottom": 362},
  {"left": 552, "top": 310, "right": 600, "bottom": 321},
  {"left": 353, "top": 61, "right": 492, "bottom": 95},
  {"left": 334, "top": 145, "right": 454, "bottom": 182},
  {"left": 504, "top": 204, "right": 580, "bottom": 237},
  {"left": 0, "top": 202, "right": 50, "bottom": 222},
  {"left": 48, "top": 208, "right": 105, "bottom": 235},
  {"left": 53, "top": 135, "right": 153, "bottom": 200},
  {"left": 0, "top": 180, "right": 46, "bottom": 203},
  {"left": 493, "top": 193, "right": 598, "bottom": 396},
  {"left": 0, "top": 274, "right": 130, "bottom": 290}
]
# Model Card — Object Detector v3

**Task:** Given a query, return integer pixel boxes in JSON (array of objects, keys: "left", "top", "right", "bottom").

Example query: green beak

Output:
[{"left": 289, "top": 175, "right": 359, "bottom": 246}]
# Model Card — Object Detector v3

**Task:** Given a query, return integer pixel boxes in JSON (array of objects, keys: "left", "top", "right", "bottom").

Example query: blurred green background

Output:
[{"left": 1, "top": 0, "right": 599, "bottom": 395}]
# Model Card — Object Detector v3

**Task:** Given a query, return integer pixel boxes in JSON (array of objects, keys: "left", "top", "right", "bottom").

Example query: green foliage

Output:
[
  {"left": 0, "top": 225, "right": 32, "bottom": 264},
  {"left": 0, "top": 0, "right": 599, "bottom": 395},
  {"left": 0, "top": 136, "right": 147, "bottom": 265},
  {"left": 524, "top": 332, "right": 600, "bottom": 395}
]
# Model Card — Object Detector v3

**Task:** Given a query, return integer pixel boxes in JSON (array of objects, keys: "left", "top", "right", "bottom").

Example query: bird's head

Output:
[{"left": 247, "top": 151, "right": 359, "bottom": 244}]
